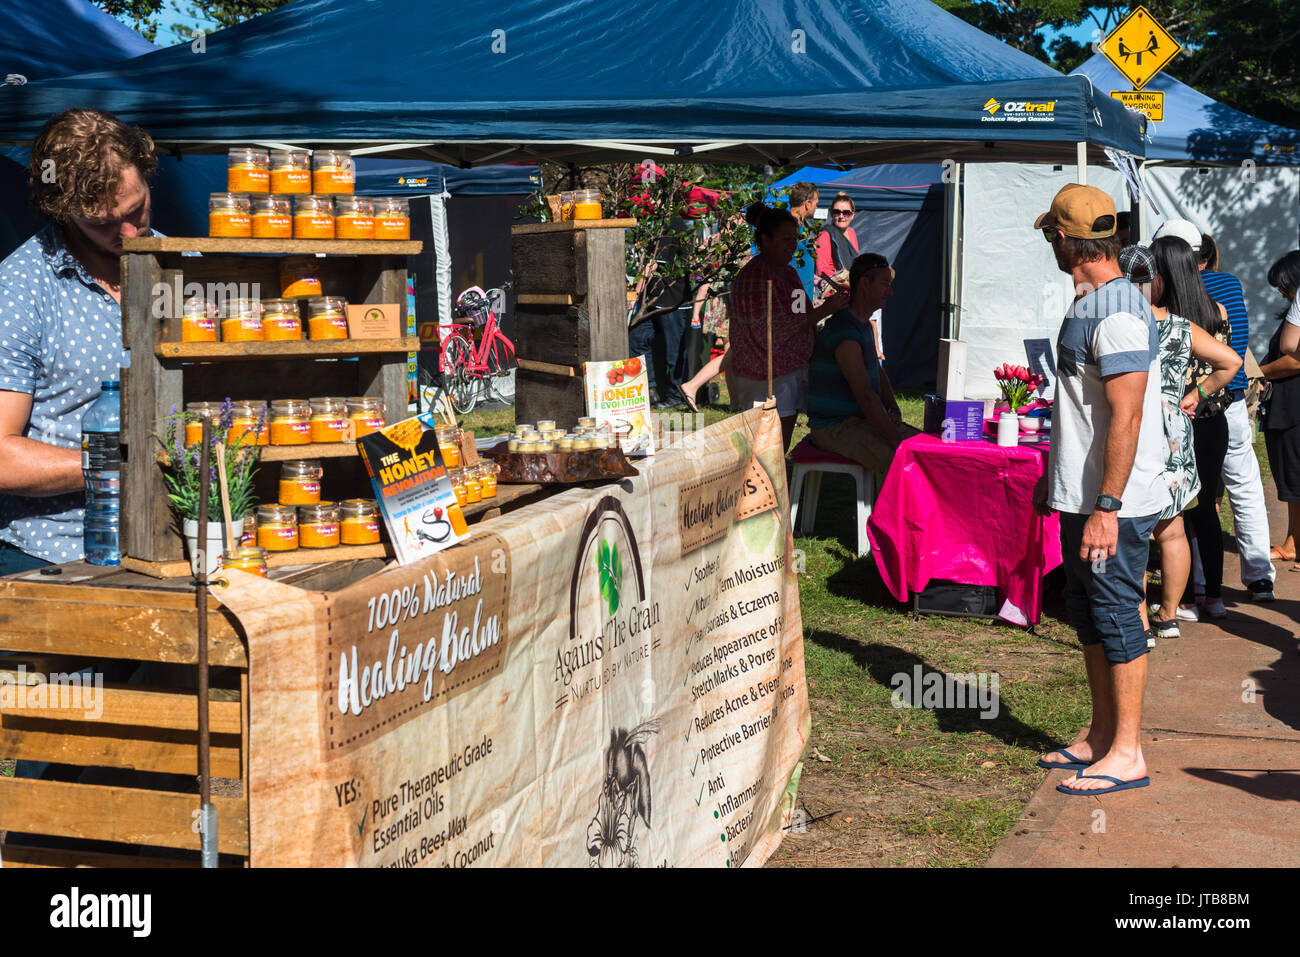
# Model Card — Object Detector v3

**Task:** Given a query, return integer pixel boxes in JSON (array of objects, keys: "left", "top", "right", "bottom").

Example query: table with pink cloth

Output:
[{"left": 866, "top": 433, "right": 1062, "bottom": 625}]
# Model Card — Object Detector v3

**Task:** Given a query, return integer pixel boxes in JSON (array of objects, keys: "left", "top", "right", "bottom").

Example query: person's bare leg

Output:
[
  {"left": 1154, "top": 516, "right": 1188, "bottom": 624},
  {"left": 1042, "top": 643, "right": 1114, "bottom": 766},
  {"left": 682, "top": 348, "right": 730, "bottom": 412},
  {"left": 1059, "top": 654, "right": 1149, "bottom": 790}
]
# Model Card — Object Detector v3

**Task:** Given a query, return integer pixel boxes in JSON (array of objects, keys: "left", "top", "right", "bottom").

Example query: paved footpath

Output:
[{"left": 990, "top": 486, "right": 1300, "bottom": 867}]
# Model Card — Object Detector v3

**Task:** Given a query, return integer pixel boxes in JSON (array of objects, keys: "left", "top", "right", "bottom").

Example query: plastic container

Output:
[
  {"left": 208, "top": 192, "right": 251, "bottom": 237},
  {"left": 222, "top": 545, "right": 268, "bottom": 577},
  {"left": 293, "top": 194, "right": 335, "bottom": 239},
  {"left": 298, "top": 502, "right": 340, "bottom": 548},
  {"left": 220, "top": 298, "right": 264, "bottom": 343},
  {"left": 334, "top": 196, "right": 374, "bottom": 239},
  {"left": 227, "top": 148, "right": 269, "bottom": 193},
  {"left": 309, "top": 397, "right": 349, "bottom": 443},
  {"left": 82, "top": 381, "right": 122, "bottom": 565},
  {"left": 312, "top": 150, "right": 354, "bottom": 194},
  {"left": 573, "top": 188, "right": 603, "bottom": 220},
  {"left": 477, "top": 462, "right": 498, "bottom": 498},
  {"left": 306, "top": 296, "right": 349, "bottom": 340},
  {"left": 448, "top": 504, "right": 469, "bottom": 537},
  {"left": 279, "top": 257, "right": 323, "bottom": 298},
  {"left": 269, "top": 149, "right": 311, "bottom": 194},
  {"left": 181, "top": 299, "right": 218, "bottom": 342},
  {"left": 269, "top": 398, "right": 311, "bottom": 445},
  {"left": 340, "top": 499, "right": 381, "bottom": 545},
  {"left": 435, "top": 424, "right": 461, "bottom": 467},
  {"left": 251, "top": 194, "right": 292, "bottom": 238},
  {"left": 261, "top": 298, "right": 302, "bottom": 341},
  {"left": 373, "top": 197, "right": 410, "bottom": 240},
  {"left": 256, "top": 504, "right": 298, "bottom": 551},
  {"left": 279, "top": 459, "right": 323, "bottom": 505},
  {"left": 346, "top": 396, "right": 385, "bottom": 438},
  {"left": 229, "top": 400, "right": 269, "bottom": 446},
  {"left": 183, "top": 401, "right": 222, "bottom": 447}
]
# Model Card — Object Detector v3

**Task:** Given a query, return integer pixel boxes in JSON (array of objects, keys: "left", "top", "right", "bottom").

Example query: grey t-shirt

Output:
[
  {"left": 1048, "top": 277, "right": 1171, "bottom": 518},
  {"left": 0, "top": 225, "right": 129, "bottom": 563}
]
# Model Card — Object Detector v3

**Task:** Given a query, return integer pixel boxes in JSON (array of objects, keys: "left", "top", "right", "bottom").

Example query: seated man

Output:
[{"left": 806, "top": 253, "right": 914, "bottom": 471}]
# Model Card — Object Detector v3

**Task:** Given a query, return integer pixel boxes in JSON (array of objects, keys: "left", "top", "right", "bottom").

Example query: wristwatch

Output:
[{"left": 1095, "top": 494, "right": 1123, "bottom": 512}]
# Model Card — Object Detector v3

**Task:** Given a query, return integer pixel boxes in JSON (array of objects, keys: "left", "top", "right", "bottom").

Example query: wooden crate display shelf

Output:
[
  {"left": 121, "top": 544, "right": 394, "bottom": 579},
  {"left": 156, "top": 442, "right": 360, "bottom": 464},
  {"left": 510, "top": 219, "right": 635, "bottom": 235},
  {"left": 122, "top": 236, "right": 422, "bottom": 255},
  {"left": 156, "top": 337, "right": 418, "bottom": 360}
]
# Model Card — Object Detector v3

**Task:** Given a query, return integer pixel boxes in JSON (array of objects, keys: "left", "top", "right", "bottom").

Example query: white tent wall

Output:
[
  {"left": 958, "top": 162, "right": 1127, "bottom": 399},
  {"left": 1141, "top": 165, "right": 1300, "bottom": 358}
]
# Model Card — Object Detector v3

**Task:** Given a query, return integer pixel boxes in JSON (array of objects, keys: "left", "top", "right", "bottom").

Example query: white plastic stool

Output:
[{"left": 788, "top": 440, "right": 878, "bottom": 556}]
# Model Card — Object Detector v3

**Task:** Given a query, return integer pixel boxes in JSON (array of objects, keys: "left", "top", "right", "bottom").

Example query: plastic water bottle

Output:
[{"left": 82, "top": 381, "right": 122, "bottom": 565}]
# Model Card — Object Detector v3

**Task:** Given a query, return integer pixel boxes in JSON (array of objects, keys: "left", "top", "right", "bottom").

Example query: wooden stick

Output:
[
  {"left": 440, "top": 392, "right": 458, "bottom": 430},
  {"left": 766, "top": 279, "right": 774, "bottom": 400},
  {"left": 214, "top": 440, "right": 236, "bottom": 560}
]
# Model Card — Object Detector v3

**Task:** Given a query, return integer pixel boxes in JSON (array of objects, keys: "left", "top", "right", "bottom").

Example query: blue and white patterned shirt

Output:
[{"left": 0, "top": 224, "right": 130, "bottom": 563}]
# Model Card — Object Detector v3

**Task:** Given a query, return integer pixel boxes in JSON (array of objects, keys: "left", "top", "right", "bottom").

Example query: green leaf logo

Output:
[{"left": 597, "top": 538, "right": 623, "bottom": 617}]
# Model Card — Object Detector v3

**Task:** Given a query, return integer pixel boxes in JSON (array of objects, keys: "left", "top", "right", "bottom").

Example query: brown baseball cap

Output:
[{"left": 1034, "top": 183, "right": 1117, "bottom": 239}]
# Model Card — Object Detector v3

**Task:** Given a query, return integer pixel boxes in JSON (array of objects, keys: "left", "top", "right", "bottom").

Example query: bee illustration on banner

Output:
[{"left": 586, "top": 721, "right": 658, "bottom": 868}]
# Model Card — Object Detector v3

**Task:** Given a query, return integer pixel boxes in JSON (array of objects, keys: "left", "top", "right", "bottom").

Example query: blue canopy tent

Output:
[{"left": 1077, "top": 53, "right": 1300, "bottom": 355}]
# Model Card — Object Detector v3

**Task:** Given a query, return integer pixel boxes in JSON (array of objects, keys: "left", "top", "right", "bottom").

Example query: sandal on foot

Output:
[
  {"left": 1056, "top": 773, "right": 1151, "bottom": 796},
  {"left": 1271, "top": 546, "right": 1295, "bottom": 563},
  {"left": 1036, "top": 748, "right": 1093, "bottom": 771}
]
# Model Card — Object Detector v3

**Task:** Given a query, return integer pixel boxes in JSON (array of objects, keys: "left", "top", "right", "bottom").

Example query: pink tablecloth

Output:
[{"left": 866, "top": 434, "right": 1062, "bottom": 624}]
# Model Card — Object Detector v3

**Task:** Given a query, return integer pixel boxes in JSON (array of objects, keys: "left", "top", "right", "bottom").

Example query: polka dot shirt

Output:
[{"left": 0, "top": 224, "right": 130, "bottom": 564}]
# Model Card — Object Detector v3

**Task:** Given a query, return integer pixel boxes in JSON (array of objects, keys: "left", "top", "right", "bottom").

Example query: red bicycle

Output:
[{"left": 438, "top": 285, "right": 516, "bottom": 414}]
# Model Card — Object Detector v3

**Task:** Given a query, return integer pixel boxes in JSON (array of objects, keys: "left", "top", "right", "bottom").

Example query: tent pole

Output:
[
  {"left": 944, "top": 162, "right": 964, "bottom": 341},
  {"left": 1076, "top": 142, "right": 1088, "bottom": 185}
]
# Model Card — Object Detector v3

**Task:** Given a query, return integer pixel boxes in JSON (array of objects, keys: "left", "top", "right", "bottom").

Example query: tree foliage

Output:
[{"left": 94, "top": 0, "right": 294, "bottom": 44}]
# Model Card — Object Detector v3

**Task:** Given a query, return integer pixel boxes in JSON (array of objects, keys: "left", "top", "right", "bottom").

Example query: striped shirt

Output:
[
  {"left": 1201, "top": 270, "right": 1249, "bottom": 393},
  {"left": 807, "top": 311, "right": 880, "bottom": 429}
]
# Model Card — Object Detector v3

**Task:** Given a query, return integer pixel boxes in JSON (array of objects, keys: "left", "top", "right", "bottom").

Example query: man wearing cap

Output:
[
  {"left": 1033, "top": 184, "right": 1170, "bottom": 795},
  {"left": 1152, "top": 222, "right": 1275, "bottom": 604}
]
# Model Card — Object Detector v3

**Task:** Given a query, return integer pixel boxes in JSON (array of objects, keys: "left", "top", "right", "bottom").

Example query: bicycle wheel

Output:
[
  {"left": 485, "top": 335, "right": 516, "bottom": 378},
  {"left": 442, "top": 334, "right": 478, "bottom": 415}
]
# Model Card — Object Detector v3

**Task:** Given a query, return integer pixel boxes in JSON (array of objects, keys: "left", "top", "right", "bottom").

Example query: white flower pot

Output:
[{"left": 182, "top": 519, "right": 243, "bottom": 578}]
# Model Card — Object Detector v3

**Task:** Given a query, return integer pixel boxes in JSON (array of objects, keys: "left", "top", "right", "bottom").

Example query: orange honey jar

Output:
[
  {"left": 279, "top": 459, "right": 322, "bottom": 505},
  {"left": 298, "top": 502, "right": 340, "bottom": 548},
  {"left": 449, "top": 467, "right": 469, "bottom": 507},
  {"left": 227, "top": 148, "right": 269, "bottom": 193},
  {"left": 251, "top": 195, "right": 292, "bottom": 238},
  {"left": 294, "top": 195, "right": 335, "bottom": 239},
  {"left": 373, "top": 197, "right": 410, "bottom": 240},
  {"left": 256, "top": 504, "right": 298, "bottom": 551},
  {"left": 183, "top": 401, "right": 221, "bottom": 446},
  {"left": 334, "top": 196, "right": 374, "bottom": 239},
  {"left": 306, "top": 296, "right": 349, "bottom": 340},
  {"left": 340, "top": 499, "right": 381, "bottom": 545},
  {"left": 222, "top": 545, "right": 268, "bottom": 577},
  {"left": 261, "top": 298, "right": 302, "bottom": 341},
  {"left": 434, "top": 424, "right": 461, "bottom": 467},
  {"left": 308, "top": 397, "right": 349, "bottom": 443},
  {"left": 220, "top": 298, "right": 264, "bottom": 342},
  {"left": 346, "top": 396, "right": 385, "bottom": 437},
  {"left": 181, "top": 299, "right": 218, "bottom": 342},
  {"left": 477, "top": 461, "right": 498, "bottom": 498},
  {"left": 208, "top": 192, "right": 251, "bottom": 237},
  {"left": 268, "top": 398, "right": 311, "bottom": 445},
  {"left": 229, "top": 400, "right": 269, "bottom": 446},
  {"left": 279, "top": 257, "right": 323, "bottom": 298},
  {"left": 312, "top": 150, "right": 354, "bottom": 195},
  {"left": 269, "top": 149, "right": 311, "bottom": 194}
]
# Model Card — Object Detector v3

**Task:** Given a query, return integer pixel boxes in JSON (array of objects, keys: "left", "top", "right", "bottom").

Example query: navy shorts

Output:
[{"left": 1059, "top": 511, "right": 1160, "bottom": 664}]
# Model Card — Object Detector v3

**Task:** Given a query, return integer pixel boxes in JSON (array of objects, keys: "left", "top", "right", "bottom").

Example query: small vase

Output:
[{"left": 182, "top": 518, "right": 244, "bottom": 577}]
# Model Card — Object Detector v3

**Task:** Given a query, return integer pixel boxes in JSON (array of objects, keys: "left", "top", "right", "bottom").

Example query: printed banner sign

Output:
[{"left": 217, "top": 405, "right": 809, "bottom": 867}]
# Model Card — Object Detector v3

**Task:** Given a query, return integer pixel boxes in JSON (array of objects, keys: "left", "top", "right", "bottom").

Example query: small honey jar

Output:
[
  {"left": 434, "top": 424, "right": 461, "bottom": 467},
  {"left": 222, "top": 545, "right": 268, "bottom": 578},
  {"left": 346, "top": 396, "right": 385, "bottom": 438},
  {"left": 298, "top": 502, "right": 341, "bottom": 548},
  {"left": 251, "top": 195, "right": 292, "bottom": 238},
  {"left": 340, "top": 499, "right": 381, "bottom": 545},
  {"left": 306, "top": 296, "right": 349, "bottom": 340},
  {"left": 279, "top": 459, "right": 323, "bottom": 505},
  {"left": 308, "top": 397, "right": 350, "bottom": 443},
  {"left": 269, "top": 149, "right": 311, "bottom": 194},
  {"left": 279, "top": 257, "right": 323, "bottom": 298},
  {"left": 449, "top": 468, "right": 469, "bottom": 507},
  {"left": 293, "top": 194, "right": 335, "bottom": 239},
  {"left": 209, "top": 192, "right": 251, "bottom": 237},
  {"left": 463, "top": 468, "right": 482, "bottom": 504},
  {"left": 181, "top": 298, "right": 218, "bottom": 342},
  {"left": 220, "top": 298, "right": 264, "bottom": 342},
  {"left": 239, "top": 508, "right": 258, "bottom": 546},
  {"left": 268, "top": 398, "right": 311, "bottom": 445},
  {"left": 229, "top": 399, "right": 269, "bottom": 446},
  {"left": 334, "top": 195, "right": 375, "bottom": 239},
  {"left": 183, "top": 401, "right": 221, "bottom": 446},
  {"left": 311, "top": 150, "right": 354, "bottom": 195},
  {"left": 261, "top": 298, "right": 302, "bottom": 341},
  {"left": 477, "top": 462, "right": 498, "bottom": 498},
  {"left": 227, "top": 148, "right": 269, "bottom": 194},
  {"left": 373, "top": 197, "right": 410, "bottom": 240},
  {"left": 256, "top": 504, "right": 298, "bottom": 551}
]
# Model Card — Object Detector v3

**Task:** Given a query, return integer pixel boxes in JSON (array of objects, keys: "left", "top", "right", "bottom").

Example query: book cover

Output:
[
  {"left": 584, "top": 355, "right": 654, "bottom": 456},
  {"left": 357, "top": 412, "right": 469, "bottom": 564}
]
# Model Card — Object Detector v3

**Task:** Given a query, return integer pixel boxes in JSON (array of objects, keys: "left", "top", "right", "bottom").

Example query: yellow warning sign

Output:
[
  {"left": 1111, "top": 90, "right": 1165, "bottom": 122},
  {"left": 1101, "top": 6, "right": 1181, "bottom": 90}
]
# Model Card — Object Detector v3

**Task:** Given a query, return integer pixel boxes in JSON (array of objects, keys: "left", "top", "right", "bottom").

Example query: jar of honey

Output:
[
  {"left": 251, "top": 195, "right": 292, "bottom": 238},
  {"left": 346, "top": 396, "right": 385, "bottom": 437},
  {"left": 477, "top": 461, "right": 498, "bottom": 498},
  {"left": 183, "top": 401, "right": 221, "bottom": 446},
  {"left": 311, "top": 150, "right": 354, "bottom": 195},
  {"left": 260, "top": 298, "right": 302, "bottom": 341},
  {"left": 340, "top": 499, "right": 381, "bottom": 545},
  {"left": 294, "top": 195, "right": 335, "bottom": 239},
  {"left": 268, "top": 398, "right": 311, "bottom": 445},
  {"left": 306, "top": 296, "right": 349, "bottom": 340},
  {"left": 373, "top": 197, "right": 411, "bottom": 240},
  {"left": 449, "top": 468, "right": 469, "bottom": 507},
  {"left": 239, "top": 508, "right": 258, "bottom": 546},
  {"left": 334, "top": 196, "right": 375, "bottom": 239},
  {"left": 256, "top": 504, "right": 298, "bottom": 551},
  {"left": 279, "top": 257, "right": 323, "bottom": 298},
  {"left": 209, "top": 192, "right": 251, "bottom": 237},
  {"left": 279, "top": 459, "right": 323, "bottom": 505},
  {"left": 434, "top": 424, "right": 461, "bottom": 467},
  {"left": 574, "top": 188, "right": 603, "bottom": 220},
  {"left": 229, "top": 400, "right": 269, "bottom": 446},
  {"left": 298, "top": 502, "right": 341, "bottom": 548},
  {"left": 463, "top": 468, "right": 482, "bottom": 504},
  {"left": 227, "top": 148, "right": 270, "bottom": 193},
  {"left": 269, "top": 149, "right": 311, "bottom": 194},
  {"left": 308, "top": 397, "right": 349, "bottom": 442},
  {"left": 222, "top": 545, "right": 268, "bottom": 577},
  {"left": 559, "top": 191, "right": 576, "bottom": 221},
  {"left": 181, "top": 299, "right": 218, "bottom": 342},
  {"left": 220, "top": 298, "right": 264, "bottom": 342}
]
